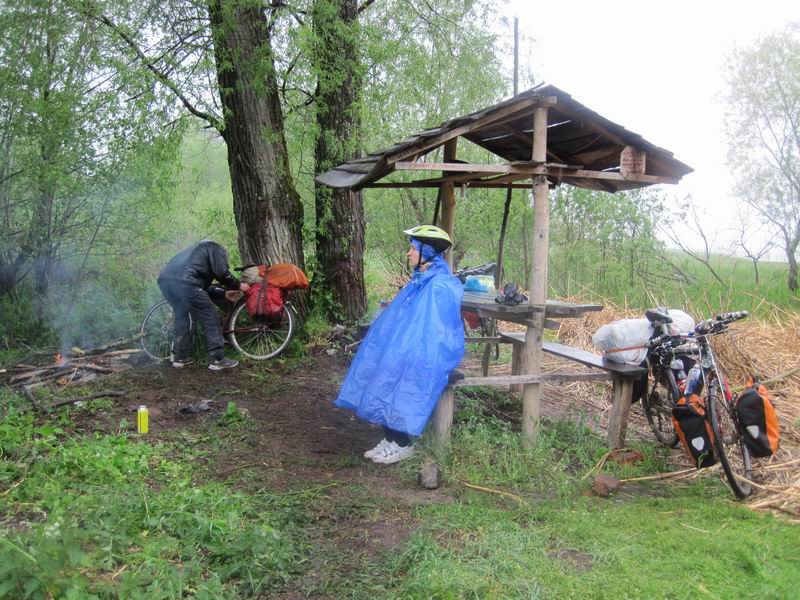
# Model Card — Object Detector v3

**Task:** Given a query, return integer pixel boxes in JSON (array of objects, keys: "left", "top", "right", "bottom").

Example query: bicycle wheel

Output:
[
  {"left": 642, "top": 371, "right": 679, "bottom": 447},
  {"left": 228, "top": 301, "right": 295, "bottom": 360},
  {"left": 707, "top": 380, "right": 753, "bottom": 499},
  {"left": 140, "top": 300, "right": 182, "bottom": 361}
]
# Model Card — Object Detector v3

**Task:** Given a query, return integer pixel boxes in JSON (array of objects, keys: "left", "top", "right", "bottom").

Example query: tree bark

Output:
[
  {"left": 208, "top": 1, "right": 305, "bottom": 306},
  {"left": 787, "top": 241, "right": 798, "bottom": 292},
  {"left": 311, "top": 0, "right": 366, "bottom": 323}
]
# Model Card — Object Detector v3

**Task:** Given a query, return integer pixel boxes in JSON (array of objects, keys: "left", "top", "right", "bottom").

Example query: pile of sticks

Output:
[{"left": 1, "top": 336, "right": 144, "bottom": 392}]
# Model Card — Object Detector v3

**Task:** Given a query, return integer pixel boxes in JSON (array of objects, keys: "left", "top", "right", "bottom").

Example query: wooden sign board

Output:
[{"left": 620, "top": 146, "right": 646, "bottom": 177}]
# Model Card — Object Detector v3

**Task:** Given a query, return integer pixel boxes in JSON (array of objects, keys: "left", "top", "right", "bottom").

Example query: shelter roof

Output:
[{"left": 316, "top": 83, "right": 693, "bottom": 193}]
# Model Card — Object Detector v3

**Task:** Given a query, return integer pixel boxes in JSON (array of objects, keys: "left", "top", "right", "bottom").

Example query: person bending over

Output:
[
  {"left": 157, "top": 240, "right": 250, "bottom": 370},
  {"left": 334, "top": 225, "right": 465, "bottom": 464}
]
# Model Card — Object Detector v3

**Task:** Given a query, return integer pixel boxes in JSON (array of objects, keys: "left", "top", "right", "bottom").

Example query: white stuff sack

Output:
[
  {"left": 240, "top": 266, "right": 263, "bottom": 285},
  {"left": 665, "top": 309, "right": 695, "bottom": 335},
  {"left": 592, "top": 318, "right": 652, "bottom": 365}
]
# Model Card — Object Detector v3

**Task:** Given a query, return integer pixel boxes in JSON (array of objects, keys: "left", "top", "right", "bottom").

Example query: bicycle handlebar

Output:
[
  {"left": 455, "top": 262, "right": 497, "bottom": 283},
  {"left": 694, "top": 310, "right": 748, "bottom": 335}
]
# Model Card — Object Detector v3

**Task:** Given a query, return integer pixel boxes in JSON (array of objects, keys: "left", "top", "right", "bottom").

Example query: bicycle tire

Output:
[
  {"left": 140, "top": 300, "right": 190, "bottom": 361},
  {"left": 228, "top": 301, "right": 295, "bottom": 360},
  {"left": 707, "top": 379, "right": 753, "bottom": 499},
  {"left": 643, "top": 371, "right": 680, "bottom": 447}
]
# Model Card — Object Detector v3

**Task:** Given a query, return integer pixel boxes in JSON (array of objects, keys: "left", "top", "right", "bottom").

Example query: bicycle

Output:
[
  {"left": 641, "top": 308, "right": 698, "bottom": 447},
  {"left": 140, "top": 295, "right": 297, "bottom": 362},
  {"left": 647, "top": 310, "right": 753, "bottom": 498}
]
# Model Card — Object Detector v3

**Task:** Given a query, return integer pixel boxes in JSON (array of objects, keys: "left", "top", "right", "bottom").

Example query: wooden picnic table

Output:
[
  {"left": 461, "top": 291, "right": 603, "bottom": 323},
  {"left": 433, "top": 292, "right": 644, "bottom": 450}
]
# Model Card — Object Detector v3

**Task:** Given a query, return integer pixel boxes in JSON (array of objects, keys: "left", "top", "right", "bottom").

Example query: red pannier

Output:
[
  {"left": 243, "top": 263, "right": 308, "bottom": 319},
  {"left": 461, "top": 308, "right": 481, "bottom": 330},
  {"left": 245, "top": 283, "right": 284, "bottom": 318}
]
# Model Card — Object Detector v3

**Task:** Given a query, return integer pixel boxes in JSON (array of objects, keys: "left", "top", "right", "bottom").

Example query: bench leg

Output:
[
  {"left": 510, "top": 343, "right": 523, "bottom": 394},
  {"left": 432, "top": 385, "right": 455, "bottom": 449},
  {"left": 607, "top": 376, "right": 633, "bottom": 448}
]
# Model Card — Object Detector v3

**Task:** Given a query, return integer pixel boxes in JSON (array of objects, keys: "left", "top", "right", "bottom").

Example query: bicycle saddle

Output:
[{"left": 645, "top": 308, "right": 672, "bottom": 324}]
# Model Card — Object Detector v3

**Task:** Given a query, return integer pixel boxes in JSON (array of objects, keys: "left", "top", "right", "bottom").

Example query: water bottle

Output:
[
  {"left": 685, "top": 364, "right": 703, "bottom": 396},
  {"left": 137, "top": 405, "right": 149, "bottom": 434}
]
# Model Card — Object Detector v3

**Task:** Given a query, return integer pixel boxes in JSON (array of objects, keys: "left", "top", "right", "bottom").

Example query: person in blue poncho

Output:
[{"left": 335, "top": 225, "right": 465, "bottom": 464}]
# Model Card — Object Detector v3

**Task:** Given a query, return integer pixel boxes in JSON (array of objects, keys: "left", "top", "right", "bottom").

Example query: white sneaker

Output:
[
  {"left": 371, "top": 442, "right": 415, "bottom": 464},
  {"left": 364, "top": 439, "right": 390, "bottom": 459}
]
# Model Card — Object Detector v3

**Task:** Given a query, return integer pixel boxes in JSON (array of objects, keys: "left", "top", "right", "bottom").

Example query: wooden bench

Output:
[{"left": 431, "top": 333, "right": 646, "bottom": 449}]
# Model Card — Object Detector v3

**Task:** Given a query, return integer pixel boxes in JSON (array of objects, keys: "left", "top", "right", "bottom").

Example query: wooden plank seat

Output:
[{"left": 431, "top": 332, "right": 646, "bottom": 449}]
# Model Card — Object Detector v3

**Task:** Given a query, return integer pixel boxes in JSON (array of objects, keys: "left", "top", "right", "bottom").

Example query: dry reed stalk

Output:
[{"left": 554, "top": 296, "right": 800, "bottom": 517}]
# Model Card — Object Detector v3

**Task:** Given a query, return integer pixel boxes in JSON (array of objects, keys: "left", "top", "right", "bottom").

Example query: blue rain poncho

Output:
[{"left": 334, "top": 251, "right": 465, "bottom": 436}]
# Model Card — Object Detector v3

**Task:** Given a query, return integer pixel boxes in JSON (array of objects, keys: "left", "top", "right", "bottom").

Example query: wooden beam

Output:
[
  {"left": 521, "top": 102, "right": 552, "bottom": 442},
  {"left": 432, "top": 386, "right": 455, "bottom": 448},
  {"left": 440, "top": 139, "right": 458, "bottom": 268},
  {"left": 395, "top": 161, "right": 511, "bottom": 173},
  {"left": 389, "top": 96, "right": 557, "bottom": 164},
  {"left": 366, "top": 182, "right": 535, "bottom": 189},
  {"left": 454, "top": 372, "right": 611, "bottom": 387},
  {"left": 606, "top": 377, "right": 634, "bottom": 448},
  {"left": 390, "top": 161, "right": 679, "bottom": 185}
]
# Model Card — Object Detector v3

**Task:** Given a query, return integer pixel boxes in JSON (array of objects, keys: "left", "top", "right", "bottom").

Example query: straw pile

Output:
[{"left": 552, "top": 296, "right": 800, "bottom": 519}]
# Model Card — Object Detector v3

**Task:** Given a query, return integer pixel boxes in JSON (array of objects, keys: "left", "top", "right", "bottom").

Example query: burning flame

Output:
[{"left": 55, "top": 353, "right": 65, "bottom": 367}]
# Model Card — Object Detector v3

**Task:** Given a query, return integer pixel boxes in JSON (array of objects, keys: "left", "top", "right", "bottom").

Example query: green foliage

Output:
[{"left": 0, "top": 412, "right": 297, "bottom": 598}]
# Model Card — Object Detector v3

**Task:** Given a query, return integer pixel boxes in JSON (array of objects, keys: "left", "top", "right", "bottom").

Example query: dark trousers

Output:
[
  {"left": 383, "top": 426, "right": 412, "bottom": 448},
  {"left": 158, "top": 279, "right": 225, "bottom": 361}
]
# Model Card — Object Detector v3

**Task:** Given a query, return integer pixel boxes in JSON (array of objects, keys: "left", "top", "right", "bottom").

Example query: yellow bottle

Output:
[{"left": 137, "top": 405, "right": 149, "bottom": 434}]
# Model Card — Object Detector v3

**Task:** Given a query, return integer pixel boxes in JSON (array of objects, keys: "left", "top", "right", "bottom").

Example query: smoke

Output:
[{"left": 45, "top": 278, "right": 142, "bottom": 353}]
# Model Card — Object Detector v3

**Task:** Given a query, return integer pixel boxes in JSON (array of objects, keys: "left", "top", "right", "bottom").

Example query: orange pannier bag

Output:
[
  {"left": 672, "top": 394, "right": 717, "bottom": 468},
  {"left": 735, "top": 380, "right": 780, "bottom": 457},
  {"left": 260, "top": 263, "right": 309, "bottom": 291}
]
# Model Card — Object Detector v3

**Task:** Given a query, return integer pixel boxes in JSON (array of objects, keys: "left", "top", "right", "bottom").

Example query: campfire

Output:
[{"left": 1, "top": 336, "right": 144, "bottom": 392}]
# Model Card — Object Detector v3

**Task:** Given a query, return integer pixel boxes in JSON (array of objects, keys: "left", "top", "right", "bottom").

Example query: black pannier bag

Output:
[
  {"left": 735, "top": 382, "right": 780, "bottom": 458},
  {"left": 672, "top": 394, "right": 716, "bottom": 468}
]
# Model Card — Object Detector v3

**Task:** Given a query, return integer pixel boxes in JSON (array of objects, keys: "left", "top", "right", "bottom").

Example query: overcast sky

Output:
[{"left": 505, "top": 0, "right": 800, "bottom": 259}]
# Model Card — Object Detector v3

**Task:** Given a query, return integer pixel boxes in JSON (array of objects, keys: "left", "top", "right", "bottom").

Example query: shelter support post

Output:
[
  {"left": 606, "top": 376, "right": 634, "bottom": 448},
  {"left": 432, "top": 385, "right": 455, "bottom": 449},
  {"left": 521, "top": 103, "right": 552, "bottom": 441},
  {"left": 439, "top": 139, "right": 458, "bottom": 269}
]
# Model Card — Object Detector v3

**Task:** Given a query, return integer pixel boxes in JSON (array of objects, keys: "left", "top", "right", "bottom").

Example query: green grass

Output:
[
  {"left": 0, "top": 405, "right": 301, "bottom": 599},
  {"left": 552, "top": 250, "right": 799, "bottom": 318},
  {"left": 2, "top": 388, "right": 798, "bottom": 599},
  {"left": 338, "top": 405, "right": 799, "bottom": 599}
]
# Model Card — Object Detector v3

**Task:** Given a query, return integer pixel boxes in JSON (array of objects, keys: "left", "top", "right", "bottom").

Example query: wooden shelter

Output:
[{"left": 316, "top": 83, "right": 692, "bottom": 445}]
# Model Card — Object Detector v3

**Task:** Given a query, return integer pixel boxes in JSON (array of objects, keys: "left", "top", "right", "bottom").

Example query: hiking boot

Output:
[
  {"left": 364, "top": 439, "right": 391, "bottom": 460},
  {"left": 171, "top": 356, "right": 195, "bottom": 368},
  {"left": 209, "top": 357, "right": 238, "bottom": 371},
  {"left": 371, "top": 442, "right": 415, "bottom": 464}
]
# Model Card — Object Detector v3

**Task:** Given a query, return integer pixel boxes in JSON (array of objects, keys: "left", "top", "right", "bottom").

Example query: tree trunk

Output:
[
  {"left": 788, "top": 251, "right": 798, "bottom": 292},
  {"left": 207, "top": 1, "right": 306, "bottom": 309},
  {"left": 311, "top": 0, "right": 366, "bottom": 323}
]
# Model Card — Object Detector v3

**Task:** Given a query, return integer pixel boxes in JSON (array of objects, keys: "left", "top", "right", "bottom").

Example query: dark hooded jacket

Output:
[{"left": 158, "top": 241, "right": 241, "bottom": 293}]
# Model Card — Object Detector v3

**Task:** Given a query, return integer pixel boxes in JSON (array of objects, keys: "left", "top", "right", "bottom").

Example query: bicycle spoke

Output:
[
  {"left": 229, "top": 303, "right": 294, "bottom": 360},
  {"left": 708, "top": 381, "right": 753, "bottom": 498}
]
